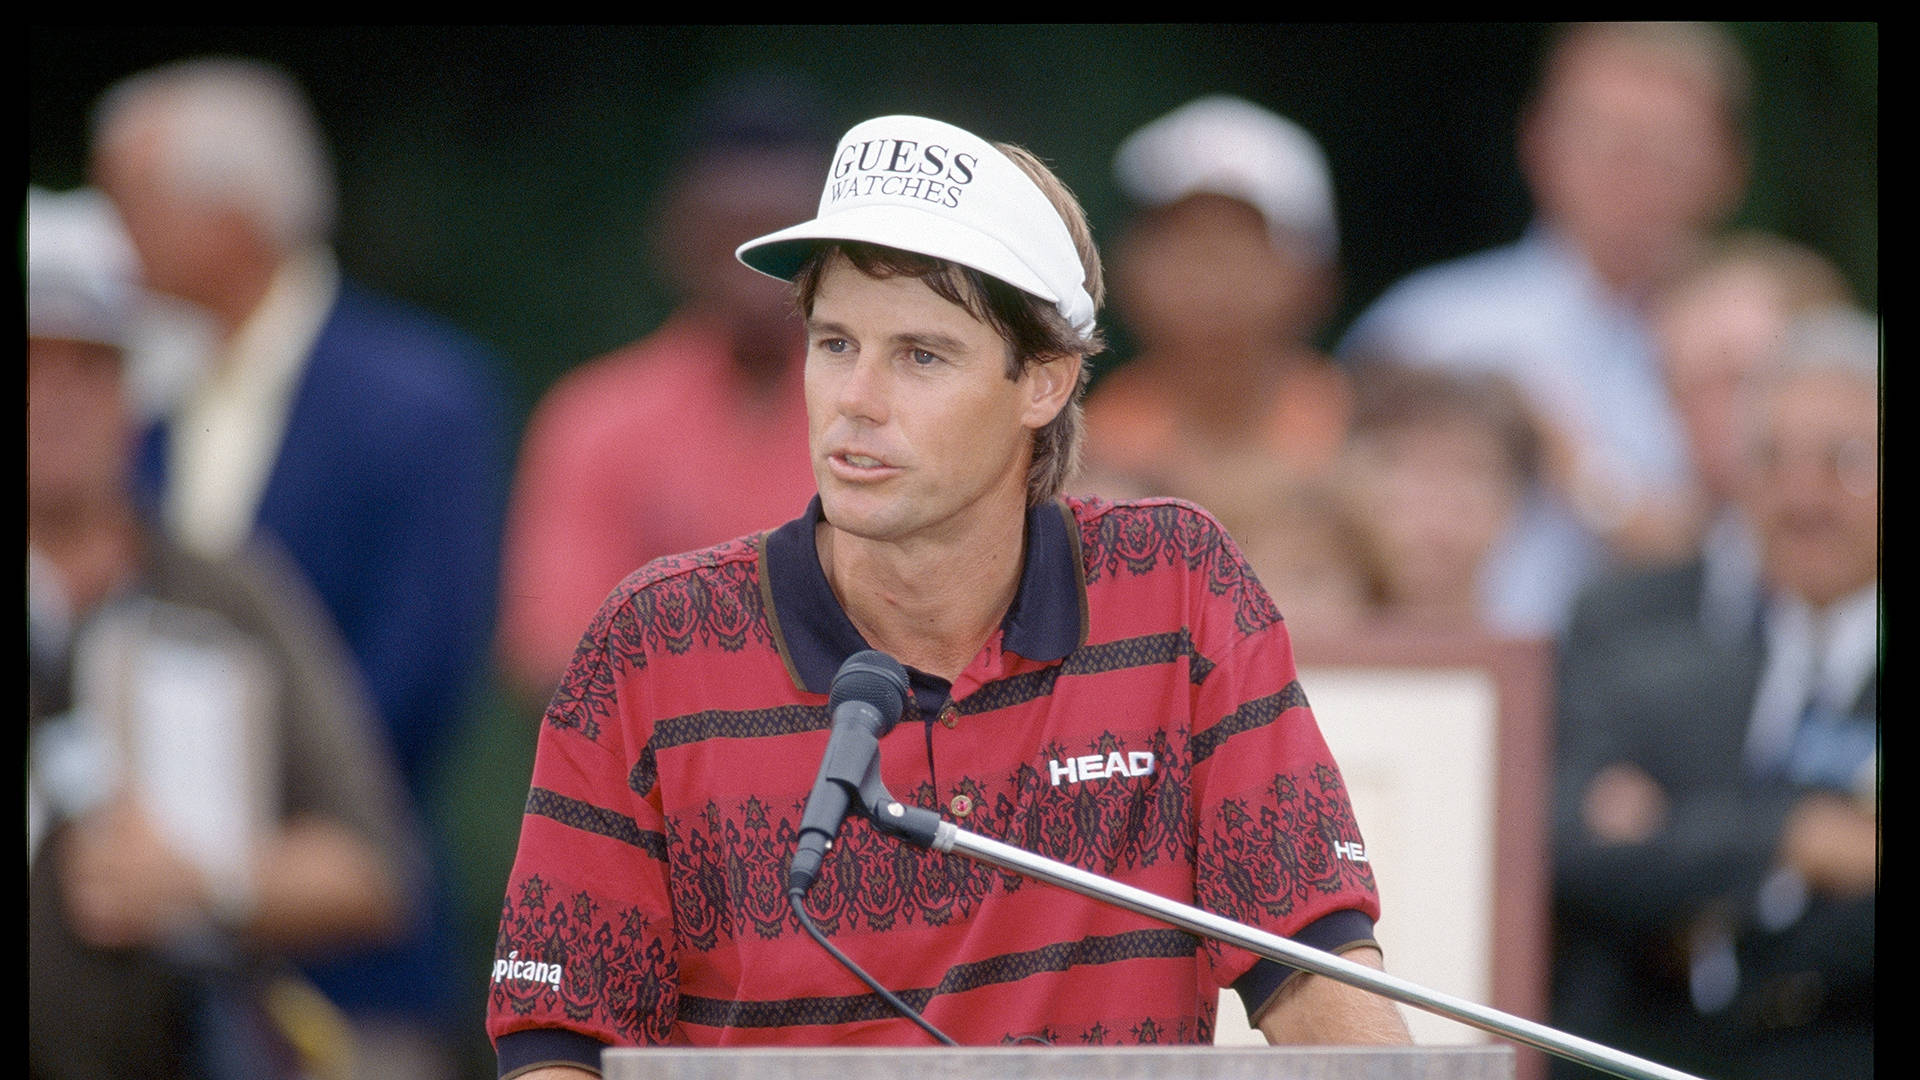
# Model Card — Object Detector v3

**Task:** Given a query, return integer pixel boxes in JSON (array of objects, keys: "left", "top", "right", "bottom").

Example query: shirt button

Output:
[
  {"left": 949, "top": 794, "right": 973, "bottom": 818},
  {"left": 938, "top": 704, "right": 958, "bottom": 729}
]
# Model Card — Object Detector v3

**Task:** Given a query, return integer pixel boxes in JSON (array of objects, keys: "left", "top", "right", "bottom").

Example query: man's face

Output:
[
  {"left": 92, "top": 116, "right": 229, "bottom": 306},
  {"left": 1523, "top": 40, "right": 1743, "bottom": 281},
  {"left": 1343, "top": 418, "right": 1521, "bottom": 618},
  {"left": 28, "top": 337, "right": 130, "bottom": 504},
  {"left": 1744, "top": 370, "right": 1879, "bottom": 608},
  {"left": 1113, "top": 193, "right": 1325, "bottom": 352},
  {"left": 803, "top": 255, "right": 1072, "bottom": 547},
  {"left": 663, "top": 148, "right": 825, "bottom": 335},
  {"left": 1656, "top": 266, "right": 1791, "bottom": 503}
]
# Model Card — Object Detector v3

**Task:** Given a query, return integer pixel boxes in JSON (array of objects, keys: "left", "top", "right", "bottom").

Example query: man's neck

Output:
[
  {"left": 1551, "top": 220, "right": 1705, "bottom": 304},
  {"left": 816, "top": 506, "right": 1028, "bottom": 684},
  {"left": 727, "top": 329, "right": 802, "bottom": 406},
  {"left": 207, "top": 248, "right": 336, "bottom": 367},
  {"left": 200, "top": 246, "right": 291, "bottom": 344}
]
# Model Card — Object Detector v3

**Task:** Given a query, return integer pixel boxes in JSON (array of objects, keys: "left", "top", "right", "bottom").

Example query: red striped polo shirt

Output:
[{"left": 488, "top": 495, "right": 1381, "bottom": 1074}]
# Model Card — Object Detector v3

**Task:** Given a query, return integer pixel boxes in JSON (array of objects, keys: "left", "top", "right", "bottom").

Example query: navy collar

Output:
[{"left": 760, "top": 496, "right": 1087, "bottom": 696}]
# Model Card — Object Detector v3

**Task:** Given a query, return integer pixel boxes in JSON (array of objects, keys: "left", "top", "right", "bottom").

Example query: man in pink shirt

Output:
[{"left": 498, "top": 75, "right": 832, "bottom": 700}]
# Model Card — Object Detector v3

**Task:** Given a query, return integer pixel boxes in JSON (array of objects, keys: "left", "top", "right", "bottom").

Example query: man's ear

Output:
[{"left": 1020, "top": 353, "right": 1084, "bottom": 430}]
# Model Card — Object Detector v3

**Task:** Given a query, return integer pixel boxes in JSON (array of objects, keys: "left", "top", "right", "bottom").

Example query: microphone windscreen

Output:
[{"left": 827, "top": 650, "right": 910, "bottom": 730}]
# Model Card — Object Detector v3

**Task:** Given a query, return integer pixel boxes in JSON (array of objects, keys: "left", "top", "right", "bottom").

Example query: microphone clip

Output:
[
  {"left": 788, "top": 651, "right": 945, "bottom": 895},
  {"left": 787, "top": 707, "right": 944, "bottom": 894}
]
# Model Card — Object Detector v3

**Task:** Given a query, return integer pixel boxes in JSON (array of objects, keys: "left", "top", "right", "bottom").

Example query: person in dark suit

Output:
[
  {"left": 1550, "top": 306, "right": 1878, "bottom": 1080},
  {"left": 90, "top": 57, "right": 511, "bottom": 1080}
]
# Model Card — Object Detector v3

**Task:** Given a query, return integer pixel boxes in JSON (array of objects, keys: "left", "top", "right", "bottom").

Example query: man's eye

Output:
[
  {"left": 817, "top": 338, "right": 850, "bottom": 354},
  {"left": 910, "top": 349, "right": 942, "bottom": 366}
]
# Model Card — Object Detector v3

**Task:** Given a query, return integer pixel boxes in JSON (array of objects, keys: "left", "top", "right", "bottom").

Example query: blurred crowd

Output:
[{"left": 28, "top": 22, "right": 1874, "bottom": 1080}]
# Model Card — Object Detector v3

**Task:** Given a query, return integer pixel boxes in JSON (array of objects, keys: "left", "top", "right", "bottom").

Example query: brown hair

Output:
[
  {"left": 793, "top": 142, "right": 1105, "bottom": 507},
  {"left": 1347, "top": 360, "right": 1543, "bottom": 487}
]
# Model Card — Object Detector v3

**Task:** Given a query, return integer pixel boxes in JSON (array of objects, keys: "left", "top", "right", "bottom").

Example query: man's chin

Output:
[{"left": 817, "top": 492, "right": 906, "bottom": 542}]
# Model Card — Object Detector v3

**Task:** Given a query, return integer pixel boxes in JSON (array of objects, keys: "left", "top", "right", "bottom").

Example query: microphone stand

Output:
[{"left": 849, "top": 775, "right": 1704, "bottom": 1080}]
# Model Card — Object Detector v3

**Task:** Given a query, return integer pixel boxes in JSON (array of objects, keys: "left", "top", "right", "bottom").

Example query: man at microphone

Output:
[{"left": 488, "top": 114, "right": 1411, "bottom": 1078}]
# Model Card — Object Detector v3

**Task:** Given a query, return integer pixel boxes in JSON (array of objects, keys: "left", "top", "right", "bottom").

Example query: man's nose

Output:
[{"left": 833, "top": 351, "right": 892, "bottom": 425}]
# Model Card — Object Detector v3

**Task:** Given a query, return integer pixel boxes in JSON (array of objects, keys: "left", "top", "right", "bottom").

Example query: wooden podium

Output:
[{"left": 603, "top": 1046, "right": 1515, "bottom": 1079}]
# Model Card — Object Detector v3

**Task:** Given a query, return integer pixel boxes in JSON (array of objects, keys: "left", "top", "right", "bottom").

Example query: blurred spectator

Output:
[
  {"left": 1082, "top": 95, "right": 1351, "bottom": 508},
  {"left": 28, "top": 185, "right": 422, "bottom": 1080},
  {"left": 1335, "top": 362, "right": 1540, "bottom": 633},
  {"left": 1340, "top": 22, "right": 1753, "bottom": 635},
  {"left": 496, "top": 70, "right": 830, "bottom": 702},
  {"left": 1550, "top": 308, "right": 1878, "bottom": 1080},
  {"left": 90, "top": 57, "right": 511, "bottom": 1080},
  {"left": 1211, "top": 475, "right": 1389, "bottom": 638},
  {"left": 1642, "top": 232, "right": 1858, "bottom": 649},
  {"left": 1550, "top": 242, "right": 1861, "bottom": 943}
]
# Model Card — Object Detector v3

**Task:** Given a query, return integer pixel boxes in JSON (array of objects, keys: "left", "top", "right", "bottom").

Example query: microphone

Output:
[{"left": 789, "top": 650, "right": 910, "bottom": 895}]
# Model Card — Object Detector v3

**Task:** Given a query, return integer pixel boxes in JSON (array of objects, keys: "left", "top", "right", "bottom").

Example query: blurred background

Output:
[
  {"left": 31, "top": 24, "right": 1876, "bottom": 411},
  {"left": 29, "top": 23, "right": 1877, "bottom": 1080}
]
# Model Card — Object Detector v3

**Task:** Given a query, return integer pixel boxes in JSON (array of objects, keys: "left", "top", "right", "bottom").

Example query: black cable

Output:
[{"left": 787, "top": 889, "right": 958, "bottom": 1046}]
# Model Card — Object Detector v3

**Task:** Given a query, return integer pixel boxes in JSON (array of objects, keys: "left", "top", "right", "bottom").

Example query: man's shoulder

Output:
[
  {"left": 607, "top": 532, "right": 767, "bottom": 602},
  {"left": 577, "top": 316, "right": 727, "bottom": 381},
  {"left": 308, "top": 277, "right": 503, "bottom": 402},
  {"left": 1558, "top": 557, "right": 1719, "bottom": 688},
  {"left": 139, "top": 535, "right": 363, "bottom": 689},
  {"left": 278, "top": 279, "right": 508, "bottom": 461},
  {"left": 1064, "top": 493, "right": 1225, "bottom": 533},
  {"left": 544, "top": 531, "right": 779, "bottom": 744},
  {"left": 143, "top": 535, "right": 295, "bottom": 635},
  {"left": 1339, "top": 235, "right": 1574, "bottom": 364},
  {"left": 1063, "top": 495, "right": 1281, "bottom": 634},
  {"left": 1567, "top": 558, "right": 1709, "bottom": 633},
  {"left": 588, "top": 532, "right": 772, "bottom": 651},
  {"left": 1066, "top": 493, "right": 1232, "bottom": 563},
  {"left": 321, "top": 277, "right": 491, "bottom": 355}
]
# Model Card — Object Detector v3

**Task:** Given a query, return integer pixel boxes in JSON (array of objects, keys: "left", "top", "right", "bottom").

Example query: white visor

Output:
[{"left": 736, "top": 114, "right": 1096, "bottom": 335}]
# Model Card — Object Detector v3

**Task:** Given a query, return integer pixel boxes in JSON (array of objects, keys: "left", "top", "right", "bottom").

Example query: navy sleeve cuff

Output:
[
  {"left": 498, "top": 1028, "right": 607, "bottom": 1078},
  {"left": 1231, "top": 908, "right": 1379, "bottom": 1022}
]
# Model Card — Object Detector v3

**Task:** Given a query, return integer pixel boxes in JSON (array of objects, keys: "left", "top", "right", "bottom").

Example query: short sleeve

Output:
[
  {"left": 1181, "top": 525, "right": 1381, "bottom": 992},
  {"left": 487, "top": 585, "right": 683, "bottom": 1050}
]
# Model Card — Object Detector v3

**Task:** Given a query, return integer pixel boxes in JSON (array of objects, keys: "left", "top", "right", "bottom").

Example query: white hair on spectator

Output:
[
  {"left": 1763, "top": 305, "right": 1881, "bottom": 391},
  {"left": 93, "top": 57, "right": 337, "bottom": 251},
  {"left": 1735, "top": 304, "right": 1881, "bottom": 455},
  {"left": 27, "top": 185, "right": 141, "bottom": 348}
]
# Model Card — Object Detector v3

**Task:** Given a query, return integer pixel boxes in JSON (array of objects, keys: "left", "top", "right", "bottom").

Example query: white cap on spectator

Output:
[
  {"left": 27, "top": 185, "right": 140, "bottom": 349},
  {"left": 1114, "top": 94, "right": 1339, "bottom": 261}
]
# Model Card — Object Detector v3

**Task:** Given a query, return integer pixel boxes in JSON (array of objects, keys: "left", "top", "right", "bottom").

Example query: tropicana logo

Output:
[{"left": 493, "top": 950, "right": 564, "bottom": 992}]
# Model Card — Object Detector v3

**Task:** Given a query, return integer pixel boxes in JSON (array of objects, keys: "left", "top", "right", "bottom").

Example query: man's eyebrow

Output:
[
  {"left": 894, "top": 330, "right": 972, "bottom": 356},
  {"left": 805, "top": 319, "right": 973, "bottom": 357},
  {"left": 805, "top": 316, "right": 853, "bottom": 338}
]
